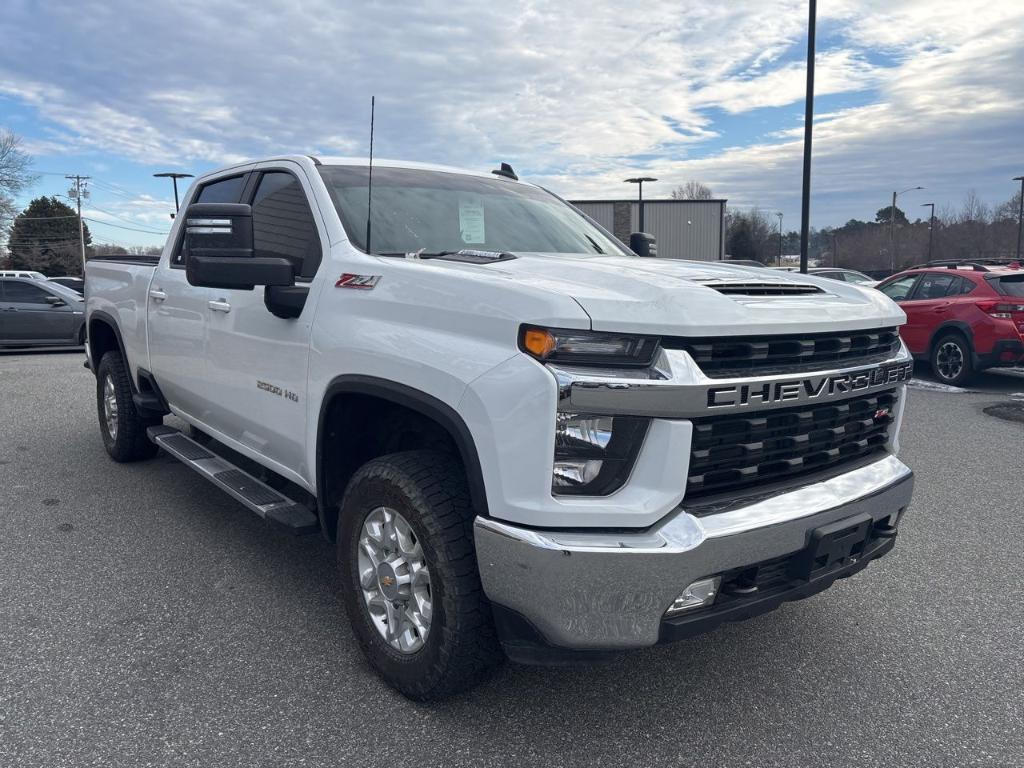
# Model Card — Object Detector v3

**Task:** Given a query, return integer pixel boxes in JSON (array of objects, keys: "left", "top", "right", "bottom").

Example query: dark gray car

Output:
[{"left": 0, "top": 277, "right": 86, "bottom": 347}]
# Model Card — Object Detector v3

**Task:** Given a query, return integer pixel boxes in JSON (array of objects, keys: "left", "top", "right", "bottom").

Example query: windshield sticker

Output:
[{"left": 459, "top": 197, "right": 485, "bottom": 244}]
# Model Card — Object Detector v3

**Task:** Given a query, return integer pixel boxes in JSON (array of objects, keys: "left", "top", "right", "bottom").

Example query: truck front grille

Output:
[
  {"left": 666, "top": 327, "right": 901, "bottom": 378},
  {"left": 686, "top": 389, "right": 897, "bottom": 498}
]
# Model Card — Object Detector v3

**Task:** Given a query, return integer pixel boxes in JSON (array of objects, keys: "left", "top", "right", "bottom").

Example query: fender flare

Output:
[
  {"left": 928, "top": 321, "right": 976, "bottom": 363},
  {"left": 315, "top": 375, "right": 489, "bottom": 532},
  {"left": 87, "top": 310, "right": 129, "bottom": 373}
]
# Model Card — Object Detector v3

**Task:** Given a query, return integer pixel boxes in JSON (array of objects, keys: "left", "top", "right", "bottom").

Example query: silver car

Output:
[{"left": 0, "top": 277, "right": 86, "bottom": 347}]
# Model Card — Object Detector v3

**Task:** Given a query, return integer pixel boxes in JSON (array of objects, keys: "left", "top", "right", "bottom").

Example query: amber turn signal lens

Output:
[{"left": 523, "top": 328, "right": 557, "bottom": 358}]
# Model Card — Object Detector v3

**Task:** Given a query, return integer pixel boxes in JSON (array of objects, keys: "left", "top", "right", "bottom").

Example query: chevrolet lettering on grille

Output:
[{"left": 705, "top": 361, "right": 913, "bottom": 409}]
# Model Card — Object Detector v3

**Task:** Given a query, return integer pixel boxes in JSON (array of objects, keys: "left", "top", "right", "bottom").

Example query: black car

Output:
[{"left": 0, "top": 277, "right": 86, "bottom": 347}]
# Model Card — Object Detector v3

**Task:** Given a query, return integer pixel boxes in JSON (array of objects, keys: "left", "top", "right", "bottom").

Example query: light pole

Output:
[
  {"left": 1014, "top": 176, "right": 1024, "bottom": 261},
  {"left": 776, "top": 212, "right": 783, "bottom": 266},
  {"left": 624, "top": 177, "right": 657, "bottom": 232},
  {"left": 153, "top": 172, "right": 194, "bottom": 212},
  {"left": 890, "top": 185, "right": 923, "bottom": 271},
  {"left": 798, "top": 0, "right": 816, "bottom": 274},
  {"left": 921, "top": 202, "right": 935, "bottom": 262}
]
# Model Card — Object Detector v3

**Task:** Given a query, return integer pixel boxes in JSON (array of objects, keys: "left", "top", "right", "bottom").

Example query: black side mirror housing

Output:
[
  {"left": 182, "top": 202, "right": 295, "bottom": 291},
  {"left": 630, "top": 232, "right": 657, "bottom": 258},
  {"left": 188, "top": 256, "right": 295, "bottom": 291}
]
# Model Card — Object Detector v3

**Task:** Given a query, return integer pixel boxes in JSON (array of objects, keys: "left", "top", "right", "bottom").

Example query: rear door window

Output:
[
  {"left": 196, "top": 175, "right": 246, "bottom": 204},
  {"left": 913, "top": 273, "right": 955, "bottom": 300}
]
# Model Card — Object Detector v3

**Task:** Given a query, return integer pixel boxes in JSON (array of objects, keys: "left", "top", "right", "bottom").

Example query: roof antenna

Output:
[
  {"left": 491, "top": 162, "right": 518, "bottom": 181},
  {"left": 366, "top": 95, "right": 376, "bottom": 254}
]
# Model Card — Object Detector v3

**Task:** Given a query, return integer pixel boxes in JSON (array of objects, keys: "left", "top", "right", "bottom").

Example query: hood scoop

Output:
[{"left": 700, "top": 281, "right": 825, "bottom": 296}]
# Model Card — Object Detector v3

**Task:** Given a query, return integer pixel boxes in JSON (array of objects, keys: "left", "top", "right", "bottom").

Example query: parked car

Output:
[
  {"left": 722, "top": 259, "right": 768, "bottom": 268},
  {"left": 0, "top": 276, "right": 86, "bottom": 347},
  {"left": 84, "top": 155, "right": 913, "bottom": 700},
  {"left": 774, "top": 267, "right": 879, "bottom": 287},
  {"left": 48, "top": 276, "right": 85, "bottom": 294},
  {"left": 876, "top": 261, "right": 1024, "bottom": 385},
  {"left": 0, "top": 269, "right": 48, "bottom": 280}
]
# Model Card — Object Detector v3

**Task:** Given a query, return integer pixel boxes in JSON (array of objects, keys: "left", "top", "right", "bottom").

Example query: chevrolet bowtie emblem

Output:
[{"left": 381, "top": 575, "right": 396, "bottom": 587}]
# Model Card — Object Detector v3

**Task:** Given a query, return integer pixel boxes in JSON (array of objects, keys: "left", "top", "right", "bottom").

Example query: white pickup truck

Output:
[{"left": 85, "top": 155, "right": 914, "bottom": 700}]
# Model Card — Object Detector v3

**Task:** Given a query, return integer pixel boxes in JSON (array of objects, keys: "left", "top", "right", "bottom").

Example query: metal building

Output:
[{"left": 570, "top": 199, "right": 726, "bottom": 261}]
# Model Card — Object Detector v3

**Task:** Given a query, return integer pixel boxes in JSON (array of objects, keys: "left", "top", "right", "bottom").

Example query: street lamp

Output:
[
  {"left": 890, "top": 185, "right": 923, "bottom": 271},
  {"left": 921, "top": 202, "right": 936, "bottom": 262},
  {"left": 624, "top": 176, "right": 657, "bottom": 232},
  {"left": 776, "top": 212, "right": 783, "bottom": 266},
  {"left": 1014, "top": 176, "right": 1024, "bottom": 261},
  {"left": 153, "top": 172, "right": 195, "bottom": 212}
]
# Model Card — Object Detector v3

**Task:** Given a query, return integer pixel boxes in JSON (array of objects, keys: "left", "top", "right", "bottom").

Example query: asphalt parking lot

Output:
[{"left": 2, "top": 350, "right": 1022, "bottom": 768}]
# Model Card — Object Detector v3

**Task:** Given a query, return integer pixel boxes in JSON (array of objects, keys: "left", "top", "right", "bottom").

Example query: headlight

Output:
[
  {"left": 552, "top": 413, "right": 649, "bottom": 495},
  {"left": 519, "top": 325, "right": 660, "bottom": 368}
]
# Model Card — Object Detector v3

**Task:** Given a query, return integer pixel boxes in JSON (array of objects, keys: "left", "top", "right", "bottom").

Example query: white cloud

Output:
[{"left": 0, "top": 0, "right": 1021, "bottom": 228}]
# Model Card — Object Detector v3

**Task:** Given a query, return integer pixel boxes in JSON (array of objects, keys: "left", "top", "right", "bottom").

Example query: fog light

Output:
[
  {"left": 665, "top": 576, "right": 721, "bottom": 617},
  {"left": 552, "top": 459, "right": 603, "bottom": 488}
]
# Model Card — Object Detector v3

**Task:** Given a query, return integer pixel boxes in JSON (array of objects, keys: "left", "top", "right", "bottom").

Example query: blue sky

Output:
[{"left": 2, "top": 0, "right": 1022, "bottom": 248}]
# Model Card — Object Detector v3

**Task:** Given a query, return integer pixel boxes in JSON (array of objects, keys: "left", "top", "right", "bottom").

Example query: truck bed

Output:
[{"left": 85, "top": 258, "right": 158, "bottom": 381}]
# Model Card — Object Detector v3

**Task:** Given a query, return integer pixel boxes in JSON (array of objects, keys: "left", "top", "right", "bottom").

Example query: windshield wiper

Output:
[
  {"left": 373, "top": 250, "right": 458, "bottom": 259},
  {"left": 584, "top": 234, "right": 605, "bottom": 254}
]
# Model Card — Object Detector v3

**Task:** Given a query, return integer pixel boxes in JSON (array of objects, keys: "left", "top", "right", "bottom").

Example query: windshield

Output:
[
  {"left": 318, "top": 166, "right": 629, "bottom": 257},
  {"left": 47, "top": 281, "right": 84, "bottom": 301}
]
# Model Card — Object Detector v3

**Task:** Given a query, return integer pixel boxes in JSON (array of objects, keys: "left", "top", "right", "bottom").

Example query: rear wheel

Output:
[
  {"left": 96, "top": 351, "right": 160, "bottom": 462},
  {"left": 930, "top": 332, "right": 974, "bottom": 386},
  {"left": 337, "top": 450, "right": 503, "bottom": 700}
]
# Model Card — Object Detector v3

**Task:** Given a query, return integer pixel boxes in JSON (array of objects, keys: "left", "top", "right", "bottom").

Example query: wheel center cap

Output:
[{"left": 376, "top": 562, "right": 400, "bottom": 599}]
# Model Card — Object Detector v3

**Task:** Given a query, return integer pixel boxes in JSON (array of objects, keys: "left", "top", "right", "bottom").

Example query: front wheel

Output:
[
  {"left": 95, "top": 351, "right": 160, "bottom": 462},
  {"left": 930, "top": 332, "right": 974, "bottom": 386},
  {"left": 337, "top": 450, "right": 503, "bottom": 700}
]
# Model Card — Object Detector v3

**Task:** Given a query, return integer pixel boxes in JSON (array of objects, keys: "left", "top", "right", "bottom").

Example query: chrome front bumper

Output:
[{"left": 474, "top": 454, "right": 914, "bottom": 654}]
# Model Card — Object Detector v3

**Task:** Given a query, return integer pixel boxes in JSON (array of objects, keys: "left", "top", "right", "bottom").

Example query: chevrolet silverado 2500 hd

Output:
[{"left": 85, "top": 156, "right": 914, "bottom": 700}]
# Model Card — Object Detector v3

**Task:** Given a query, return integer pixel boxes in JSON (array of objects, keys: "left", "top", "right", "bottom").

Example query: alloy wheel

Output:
[
  {"left": 936, "top": 341, "right": 964, "bottom": 381},
  {"left": 357, "top": 506, "right": 432, "bottom": 654},
  {"left": 102, "top": 374, "right": 119, "bottom": 440}
]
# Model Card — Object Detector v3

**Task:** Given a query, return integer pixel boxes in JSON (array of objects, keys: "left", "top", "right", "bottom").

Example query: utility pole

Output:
[
  {"left": 921, "top": 202, "right": 935, "bottom": 262},
  {"left": 65, "top": 174, "right": 90, "bottom": 276},
  {"left": 1014, "top": 176, "right": 1024, "bottom": 261},
  {"left": 776, "top": 212, "right": 783, "bottom": 266},
  {"left": 832, "top": 231, "right": 837, "bottom": 267},
  {"left": 798, "top": 0, "right": 816, "bottom": 274}
]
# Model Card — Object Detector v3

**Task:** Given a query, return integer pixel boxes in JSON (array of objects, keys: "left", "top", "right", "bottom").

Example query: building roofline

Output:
[{"left": 569, "top": 198, "right": 728, "bottom": 204}]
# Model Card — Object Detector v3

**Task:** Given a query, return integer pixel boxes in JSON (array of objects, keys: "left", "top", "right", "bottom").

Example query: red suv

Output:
[{"left": 876, "top": 260, "right": 1024, "bottom": 385}]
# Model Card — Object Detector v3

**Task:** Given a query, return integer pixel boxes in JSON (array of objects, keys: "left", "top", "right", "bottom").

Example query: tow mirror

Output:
[
  {"left": 182, "top": 202, "right": 295, "bottom": 290},
  {"left": 630, "top": 232, "right": 657, "bottom": 258}
]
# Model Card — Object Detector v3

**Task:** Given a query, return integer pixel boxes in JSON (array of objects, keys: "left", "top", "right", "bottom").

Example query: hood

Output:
[{"left": 434, "top": 253, "right": 905, "bottom": 336}]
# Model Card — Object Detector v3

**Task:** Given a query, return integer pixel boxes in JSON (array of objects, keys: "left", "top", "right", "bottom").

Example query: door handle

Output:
[
  {"left": 208, "top": 299, "right": 231, "bottom": 313},
  {"left": 149, "top": 288, "right": 167, "bottom": 301}
]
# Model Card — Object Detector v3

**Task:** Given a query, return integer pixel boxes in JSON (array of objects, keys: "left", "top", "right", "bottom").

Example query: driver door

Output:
[{"left": 201, "top": 163, "right": 325, "bottom": 483}]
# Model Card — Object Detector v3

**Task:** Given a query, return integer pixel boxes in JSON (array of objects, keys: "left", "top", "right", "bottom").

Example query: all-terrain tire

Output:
[
  {"left": 95, "top": 351, "right": 160, "bottom": 462},
  {"left": 338, "top": 450, "right": 503, "bottom": 700},
  {"left": 930, "top": 331, "right": 974, "bottom": 387}
]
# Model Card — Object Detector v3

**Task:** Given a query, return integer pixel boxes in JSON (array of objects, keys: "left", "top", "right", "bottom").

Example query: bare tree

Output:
[
  {"left": 0, "top": 129, "right": 37, "bottom": 235},
  {"left": 671, "top": 181, "right": 714, "bottom": 200}
]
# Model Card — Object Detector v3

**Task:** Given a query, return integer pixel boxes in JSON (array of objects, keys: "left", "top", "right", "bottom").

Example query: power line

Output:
[{"left": 83, "top": 217, "right": 168, "bottom": 234}]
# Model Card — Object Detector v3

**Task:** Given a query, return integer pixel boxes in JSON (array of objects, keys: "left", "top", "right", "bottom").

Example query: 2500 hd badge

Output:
[{"left": 706, "top": 361, "right": 912, "bottom": 409}]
